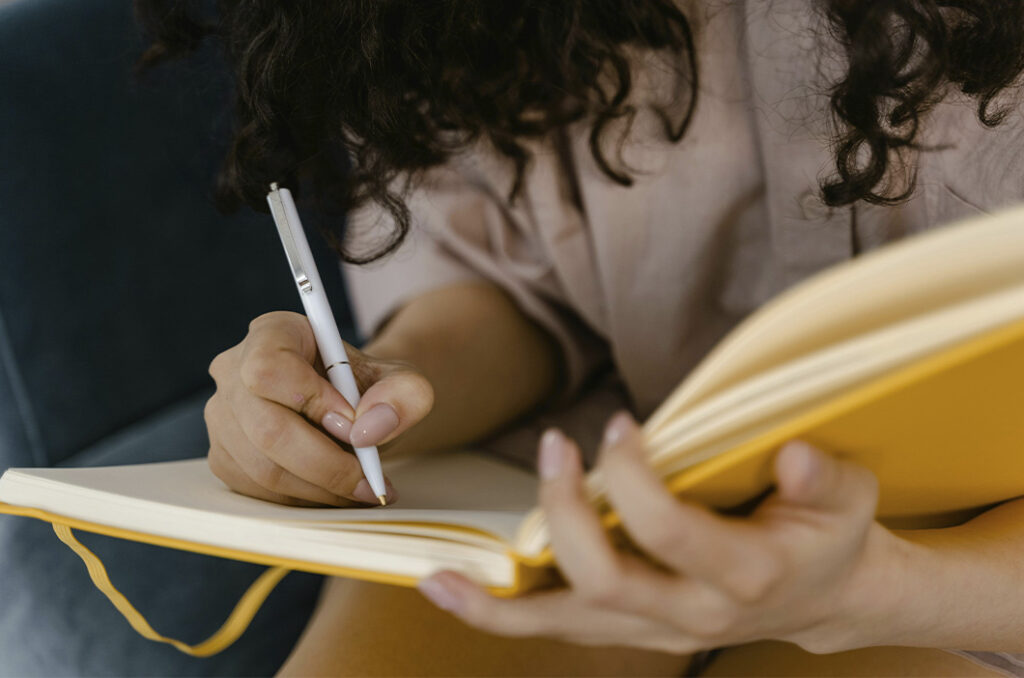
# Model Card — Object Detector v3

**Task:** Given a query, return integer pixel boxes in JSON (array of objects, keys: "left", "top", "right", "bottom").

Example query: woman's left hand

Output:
[{"left": 418, "top": 412, "right": 905, "bottom": 655}]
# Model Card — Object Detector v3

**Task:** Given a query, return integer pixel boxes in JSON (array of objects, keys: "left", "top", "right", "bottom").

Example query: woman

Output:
[{"left": 139, "top": 0, "right": 1024, "bottom": 674}]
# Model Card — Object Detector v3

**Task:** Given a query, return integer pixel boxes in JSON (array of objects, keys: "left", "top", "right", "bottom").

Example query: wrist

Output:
[{"left": 807, "top": 523, "right": 919, "bottom": 653}]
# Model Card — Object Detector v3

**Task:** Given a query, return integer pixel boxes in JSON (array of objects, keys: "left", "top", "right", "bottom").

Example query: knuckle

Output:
[
  {"left": 239, "top": 350, "right": 281, "bottom": 396},
  {"left": 694, "top": 605, "right": 739, "bottom": 639},
  {"left": 248, "top": 411, "right": 289, "bottom": 451},
  {"left": 207, "top": 449, "right": 229, "bottom": 482},
  {"left": 724, "top": 551, "right": 785, "bottom": 603},
  {"left": 248, "top": 311, "right": 284, "bottom": 334},
  {"left": 406, "top": 373, "right": 435, "bottom": 411},
  {"left": 250, "top": 459, "right": 288, "bottom": 491},
  {"left": 323, "top": 465, "right": 359, "bottom": 496},
  {"left": 725, "top": 568, "right": 777, "bottom": 604},
  {"left": 208, "top": 350, "right": 230, "bottom": 381},
  {"left": 575, "top": 565, "right": 625, "bottom": 607}
]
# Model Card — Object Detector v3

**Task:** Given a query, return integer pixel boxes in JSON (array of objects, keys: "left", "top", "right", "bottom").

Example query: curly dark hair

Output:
[{"left": 134, "top": 0, "right": 1024, "bottom": 263}]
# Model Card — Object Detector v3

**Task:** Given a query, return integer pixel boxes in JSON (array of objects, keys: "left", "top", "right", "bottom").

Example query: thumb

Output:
[
  {"left": 347, "top": 358, "right": 434, "bottom": 448},
  {"left": 775, "top": 441, "right": 879, "bottom": 517}
]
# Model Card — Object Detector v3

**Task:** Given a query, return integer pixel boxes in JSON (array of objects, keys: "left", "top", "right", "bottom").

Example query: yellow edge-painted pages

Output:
[
  {"left": 515, "top": 315, "right": 1024, "bottom": 567},
  {"left": 0, "top": 503, "right": 540, "bottom": 597}
]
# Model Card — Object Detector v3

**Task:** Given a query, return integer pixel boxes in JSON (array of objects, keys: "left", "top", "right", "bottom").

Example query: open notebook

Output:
[
  {"left": 2, "top": 204, "right": 1024, "bottom": 654},
  {"left": 0, "top": 452, "right": 539, "bottom": 589}
]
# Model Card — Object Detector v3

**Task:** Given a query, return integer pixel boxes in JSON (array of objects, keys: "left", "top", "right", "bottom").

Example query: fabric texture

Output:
[
  {"left": 344, "top": 0, "right": 1021, "bottom": 420},
  {"left": 342, "top": 0, "right": 1024, "bottom": 671}
]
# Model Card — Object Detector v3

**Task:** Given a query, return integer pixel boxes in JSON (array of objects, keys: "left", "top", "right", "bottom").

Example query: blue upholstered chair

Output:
[{"left": 0, "top": 0, "right": 355, "bottom": 673}]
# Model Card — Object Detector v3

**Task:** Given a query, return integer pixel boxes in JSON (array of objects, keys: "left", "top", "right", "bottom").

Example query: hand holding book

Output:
[{"left": 419, "top": 413, "right": 902, "bottom": 655}]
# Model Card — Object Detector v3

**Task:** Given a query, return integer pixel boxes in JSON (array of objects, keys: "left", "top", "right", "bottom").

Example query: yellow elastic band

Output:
[{"left": 52, "top": 523, "right": 289, "bottom": 657}]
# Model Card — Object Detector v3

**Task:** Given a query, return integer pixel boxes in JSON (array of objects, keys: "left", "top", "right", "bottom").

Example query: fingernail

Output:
[
  {"left": 603, "top": 411, "right": 635, "bottom": 447},
  {"left": 322, "top": 412, "right": 352, "bottom": 442},
  {"left": 351, "top": 404, "right": 399, "bottom": 447},
  {"left": 538, "top": 428, "right": 565, "bottom": 480},
  {"left": 418, "top": 575, "right": 464, "bottom": 613},
  {"left": 352, "top": 479, "right": 377, "bottom": 503},
  {"left": 786, "top": 441, "right": 822, "bottom": 487}
]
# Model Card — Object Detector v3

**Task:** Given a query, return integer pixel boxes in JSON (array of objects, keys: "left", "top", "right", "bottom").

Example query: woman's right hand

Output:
[{"left": 204, "top": 311, "right": 434, "bottom": 507}]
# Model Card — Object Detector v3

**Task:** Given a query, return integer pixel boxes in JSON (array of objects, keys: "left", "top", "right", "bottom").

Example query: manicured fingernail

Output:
[
  {"left": 322, "top": 412, "right": 352, "bottom": 442},
  {"left": 538, "top": 428, "right": 565, "bottom": 480},
  {"left": 352, "top": 479, "right": 377, "bottom": 503},
  {"left": 786, "top": 441, "right": 822, "bottom": 487},
  {"left": 418, "top": 575, "right": 464, "bottom": 613},
  {"left": 351, "top": 404, "right": 399, "bottom": 447},
  {"left": 603, "top": 411, "right": 635, "bottom": 447}
]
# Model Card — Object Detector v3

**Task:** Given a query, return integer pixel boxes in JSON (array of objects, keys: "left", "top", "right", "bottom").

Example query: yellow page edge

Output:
[
  {"left": 0, "top": 503, "right": 539, "bottom": 597},
  {"left": 515, "top": 315, "right": 1024, "bottom": 568}
]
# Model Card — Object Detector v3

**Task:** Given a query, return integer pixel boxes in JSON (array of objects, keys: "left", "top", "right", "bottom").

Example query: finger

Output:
[
  {"left": 209, "top": 396, "right": 363, "bottom": 507},
  {"left": 539, "top": 429, "right": 626, "bottom": 595},
  {"left": 231, "top": 388, "right": 393, "bottom": 503},
  {"left": 774, "top": 441, "right": 879, "bottom": 520},
  {"left": 240, "top": 312, "right": 357, "bottom": 441},
  {"left": 538, "top": 428, "right": 671, "bottom": 613},
  {"left": 218, "top": 405, "right": 366, "bottom": 507},
  {"left": 417, "top": 572, "right": 682, "bottom": 651},
  {"left": 349, "top": 364, "right": 434, "bottom": 447},
  {"left": 207, "top": 441, "right": 323, "bottom": 508},
  {"left": 601, "top": 413, "right": 783, "bottom": 602}
]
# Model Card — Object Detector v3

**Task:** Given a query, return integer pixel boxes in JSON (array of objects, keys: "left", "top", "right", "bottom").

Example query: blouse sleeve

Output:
[
  {"left": 341, "top": 153, "right": 609, "bottom": 401},
  {"left": 342, "top": 217, "right": 482, "bottom": 340}
]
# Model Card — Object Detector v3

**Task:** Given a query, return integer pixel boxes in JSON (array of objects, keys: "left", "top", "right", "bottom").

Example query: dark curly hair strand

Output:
[{"left": 134, "top": 0, "right": 1024, "bottom": 263}]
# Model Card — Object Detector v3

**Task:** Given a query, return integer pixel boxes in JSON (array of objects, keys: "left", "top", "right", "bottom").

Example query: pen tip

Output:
[{"left": 377, "top": 494, "right": 388, "bottom": 506}]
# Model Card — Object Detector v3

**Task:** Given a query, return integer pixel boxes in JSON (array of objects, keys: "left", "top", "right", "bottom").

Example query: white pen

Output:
[{"left": 266, "top": 183, "right": 388, "bottom": 506}]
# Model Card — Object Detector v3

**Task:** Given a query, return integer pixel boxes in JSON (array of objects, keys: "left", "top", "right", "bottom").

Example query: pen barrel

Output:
[
  {"left": 324, "top": 357, "right": 363, "bottom": 410},
  {"left": 353, "top": 447, "right": 387, "bottom": 498},
  {"left": 268, "top": 184, "right": 386, "bottom": 502}
]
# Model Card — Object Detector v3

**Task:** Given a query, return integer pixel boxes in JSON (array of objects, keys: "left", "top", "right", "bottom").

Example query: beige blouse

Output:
[
  {"left": 344, "top": 2, "right": 1024, "bottom": 670},
  {"left": 344, "top": 0, "right": 1024, "bottom": 421}
]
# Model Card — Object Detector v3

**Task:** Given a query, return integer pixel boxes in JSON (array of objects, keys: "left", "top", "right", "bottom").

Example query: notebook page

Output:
[
  {"left": 0, "top": 451, "right": 538, "bottom": 544},
  {"left": 645, "top": 282, "right": 1024, "bottom": 454},
  {"left": 645, "top": 204, "right": 1024, "bottom": 432}
]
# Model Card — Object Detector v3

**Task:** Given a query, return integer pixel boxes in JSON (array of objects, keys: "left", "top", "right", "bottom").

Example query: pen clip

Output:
[{"left": 267, "top": 183, "right": 313, "bottom": 294}]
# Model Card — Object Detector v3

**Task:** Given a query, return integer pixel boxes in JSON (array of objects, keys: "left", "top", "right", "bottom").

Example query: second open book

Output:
[{"left": 3, "top": 204, "right": 1024, "bottom": 597}]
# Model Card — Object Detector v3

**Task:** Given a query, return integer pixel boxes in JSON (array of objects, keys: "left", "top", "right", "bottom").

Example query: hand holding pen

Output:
[
  {"left": 267, "top": 183, "right": 394, "bottom": 504},
  {"left": 201, "top": 189, "right": 434, "bottom": 507}
]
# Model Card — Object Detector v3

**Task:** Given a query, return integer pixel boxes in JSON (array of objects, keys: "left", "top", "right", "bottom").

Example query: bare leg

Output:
[
  {"left": 278, "top": 577, "right": 690, "bottom": 677},
  {"left": 704, "top": 641, "right": 1005, "bottom": 677}
]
